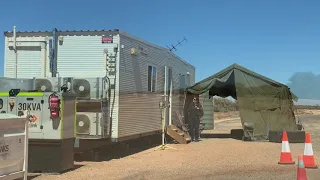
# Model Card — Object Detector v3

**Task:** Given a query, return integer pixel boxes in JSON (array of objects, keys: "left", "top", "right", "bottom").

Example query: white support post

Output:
[
  {"left": 40, "top": 42, "right": 47, "bottom": 77},
  {"left": 23, "top": 118, "right": 29, "bottom": 180}
]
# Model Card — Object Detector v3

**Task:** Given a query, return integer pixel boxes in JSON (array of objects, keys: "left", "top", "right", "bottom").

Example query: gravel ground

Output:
[
  {"left": 297, "top": 114, "right": 320, "bottom": 152},
  {"left": 29, "top": 115, "right": 320, "bottom": 180}
]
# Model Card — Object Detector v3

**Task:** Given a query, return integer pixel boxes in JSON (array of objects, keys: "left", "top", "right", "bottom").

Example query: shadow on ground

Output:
[
  {"left": 24, "top": 164, "right": 84, "bottom": 178},
  {"left": 13, "top": 175, "right": 40, "bottom": 180},
  {"left": 26, "top": 174, "right": 40, "bottom": 180},
  {"left": 74, "top": 134, "right": 162, "bottom": 162},
  {"left": 201, "top": 129, "right": 244, "bottom": 140},
  {"left": 75, "top": 129, "right": 246, "bottom": 162},
  {"left": 61, "top": 164, "right": 84, "bottom": 174}
]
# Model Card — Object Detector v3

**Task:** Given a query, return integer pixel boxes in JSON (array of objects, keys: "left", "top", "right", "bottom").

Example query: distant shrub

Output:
[
  {"left": 213, "top": 98, "right": 239, "bottom": 112},
  {"left": 213, "top": 98, "right": 320, "bottom": 112},
  {"left": 294, "top": 105, "right": 320, "bottom": 110}
]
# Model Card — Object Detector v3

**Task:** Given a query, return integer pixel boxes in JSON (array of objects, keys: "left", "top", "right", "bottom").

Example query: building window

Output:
[
  {"left": 167, "top": 68, "right": 172, "bottom": 92},
  {"left": 179, "top": 74, "right": 186, "bottom": 90},
  {"left": 0, "top": 99, "right": 3, "bottom": 109},
  {"left": 148, "top": 65, "right": 157, "bottom": 92},
  {"left": 186, "top": 73, "right": 191, "bottom": 87}
]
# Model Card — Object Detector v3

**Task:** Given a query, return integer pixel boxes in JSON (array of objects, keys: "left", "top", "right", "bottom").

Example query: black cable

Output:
[
  {"left": 109, "top": 51, "right": 118, "bottom": 136},
  {"left": 104, "top": 76, "right": 112, "bottom": 136},
  {"left": 60, "top": 83, "right": 70, "bottom": 92}
]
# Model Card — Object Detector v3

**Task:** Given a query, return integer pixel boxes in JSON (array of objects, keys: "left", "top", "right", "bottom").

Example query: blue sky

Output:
[{"left": 1, "top": 0, "right": 320, "bottom": 83}]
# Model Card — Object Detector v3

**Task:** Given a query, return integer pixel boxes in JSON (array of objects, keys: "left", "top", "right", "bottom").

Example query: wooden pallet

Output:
[{"left": 166, "top": 125, "right": 191, "bottom": 144}]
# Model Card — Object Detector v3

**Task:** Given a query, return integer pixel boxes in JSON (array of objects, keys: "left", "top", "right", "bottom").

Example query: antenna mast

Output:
[{"left": 166, "top": 37, "right": 188, "bottom": 52}]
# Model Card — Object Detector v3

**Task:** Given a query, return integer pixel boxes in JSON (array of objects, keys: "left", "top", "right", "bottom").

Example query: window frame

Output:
[
  {"left": 179, "top": 74, "right": 186, "bottom": 90},
  {"left": 147, "top": 65, "right": 157, "bottom": 92},
  {"left": 0, "top": 98, "right": 3, "bottom": 109},
  {"left": 186, "top": 73, "right": 191, "bottom": 87}
]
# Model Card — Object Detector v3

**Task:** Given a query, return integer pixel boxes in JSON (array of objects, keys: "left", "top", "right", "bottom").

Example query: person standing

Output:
[{"left": 188, "top": 96, "right": 204, "bottom": 142}]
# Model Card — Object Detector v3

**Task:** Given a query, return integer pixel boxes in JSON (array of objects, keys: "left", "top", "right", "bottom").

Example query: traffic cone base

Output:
[
  {"left": 303, "top": 155, "right": 318, "bottom": 168},
  {"left": 278, "top": 156, "right": 296, "bottom": 164},
  {"left": 305, "top": 165, "right": 318, "bottom": 169},
  {"left": 278, "top": 162, "right": 295, "bottom": 165},
  {"left": 279, "top": 152, "right": 295, "bottom": 164}
]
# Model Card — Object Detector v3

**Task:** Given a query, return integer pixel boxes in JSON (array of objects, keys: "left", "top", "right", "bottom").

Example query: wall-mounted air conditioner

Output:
[
  {"left": 76, "top": 112, "right": 102, "bottom": 136},
  {"left": 34, "top": 77, "right": 61, "bottom": 92},
  {"left": 67, "top": 77, "right": 107, "bottom": 99}
]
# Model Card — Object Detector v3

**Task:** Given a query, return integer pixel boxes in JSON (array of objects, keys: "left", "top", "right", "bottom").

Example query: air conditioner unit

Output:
[
  {"left": 34, "top": 77, "right": 61, "bottom": 92},
  {"left": 76, "top": 112, "right": 102, "bottom": 136},
  {"left": 71, "top": 77, "right": 107, "bottom": 99}
]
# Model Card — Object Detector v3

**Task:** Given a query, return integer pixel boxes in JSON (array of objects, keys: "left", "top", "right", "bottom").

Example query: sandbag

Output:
[{"left": 269, "top": 131, "right": 305, "bottom": 143}]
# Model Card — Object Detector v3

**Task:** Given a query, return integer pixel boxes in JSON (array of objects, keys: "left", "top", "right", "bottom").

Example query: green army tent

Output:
[{"left": 184, "top": 63, "right": 298, "bottom": 140}]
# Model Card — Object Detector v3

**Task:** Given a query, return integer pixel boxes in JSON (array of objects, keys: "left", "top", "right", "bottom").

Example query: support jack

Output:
[
  {"left": 154, "top": 144, "right": 176, "bottom": 151},
  {"left": 154, "top": 100, "right": 177, "bottom": 151}
]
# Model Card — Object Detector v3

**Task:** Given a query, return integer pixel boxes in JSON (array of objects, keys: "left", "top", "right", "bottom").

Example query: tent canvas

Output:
[{"left": 184, "top": 63, "right": 298, "bottom": 140}]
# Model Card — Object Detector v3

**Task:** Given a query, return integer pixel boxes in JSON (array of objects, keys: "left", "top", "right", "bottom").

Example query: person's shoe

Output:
[{"left": 194, "top": 139, "right": 200, "bottom": 142}]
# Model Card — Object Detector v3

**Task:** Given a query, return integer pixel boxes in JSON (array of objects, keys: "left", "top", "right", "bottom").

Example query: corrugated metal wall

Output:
[
  {"left": 16, "top": 48, "right": 42, "bottom": 78},
  {"left": 4, "top": 39, "right": 43, "bottom": 78},
  {"left": 118, "top": 33, "right": 195, "bottom": 138},
  {"left": 57, "top": 35, "right": 120, "bottom": 139},
  {"left": 57, "top": 35, "right": 118, "bottom": 77},
  {"left": 199, "top": 94, "right": 214, "bottom": 130}
]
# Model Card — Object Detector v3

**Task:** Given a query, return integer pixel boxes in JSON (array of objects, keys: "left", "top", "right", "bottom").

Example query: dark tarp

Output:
[{"left": 184, "top": 63, "right": 298, "bottom": 140}]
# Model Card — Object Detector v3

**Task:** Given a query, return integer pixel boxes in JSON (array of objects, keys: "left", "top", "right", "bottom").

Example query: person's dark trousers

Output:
[{"left": 189, "top": 118, "right": 200, "bottom": 141}]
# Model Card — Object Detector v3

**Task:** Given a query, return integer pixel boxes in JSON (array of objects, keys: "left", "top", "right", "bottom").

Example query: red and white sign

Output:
[{"left": 102, "top": 36, "right": 113, "bottom": 44}]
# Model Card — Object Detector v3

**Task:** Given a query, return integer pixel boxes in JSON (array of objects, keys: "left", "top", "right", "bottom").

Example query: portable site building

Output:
[{"left": 3, "top": 28, "right": 195, "bottom": 143}]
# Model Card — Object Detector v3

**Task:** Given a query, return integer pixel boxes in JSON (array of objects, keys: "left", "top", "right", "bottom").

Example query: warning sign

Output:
[
  {"left": 28, "top": 115, "right": 38, "bottom": 123},
  {"left": 28, "top": 114, "right": 38, "bottom": 128},
  {"left": 102, "top": 36, "right": 113, "bottom": 44}
]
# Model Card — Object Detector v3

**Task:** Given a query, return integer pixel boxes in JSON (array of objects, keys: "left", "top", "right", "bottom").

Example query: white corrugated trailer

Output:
[{"left": 3, "top": 27, "right": 195, "bottom": 152}]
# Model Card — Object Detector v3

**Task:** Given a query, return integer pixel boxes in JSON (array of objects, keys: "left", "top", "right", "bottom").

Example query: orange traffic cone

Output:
[
  {"left": 278, "top": 131, "right": 295, "bottom": 164},
  {"left": 297, "top": 155, "right": 308, "bottom": 180},
  {"left": 303, "top": 132, "right": 318, "bottom": 169}
]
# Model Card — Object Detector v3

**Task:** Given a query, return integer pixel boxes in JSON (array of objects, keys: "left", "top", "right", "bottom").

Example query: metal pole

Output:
[{"left": 13, "top": 26, "right": 18, "bottom": 78}]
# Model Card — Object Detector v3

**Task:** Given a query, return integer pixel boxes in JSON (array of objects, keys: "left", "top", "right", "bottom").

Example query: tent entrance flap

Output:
[
  {"left": 184, "top": 63, "right": 298, "bottom": 141},
  {"left": 186, "top": 69, "right": 236, "bottom": 99}
]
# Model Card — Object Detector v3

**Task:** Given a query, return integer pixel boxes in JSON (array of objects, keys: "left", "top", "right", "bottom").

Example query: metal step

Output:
[{"left": 185, "top": 137, "right": 191, "bottom": 142}]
